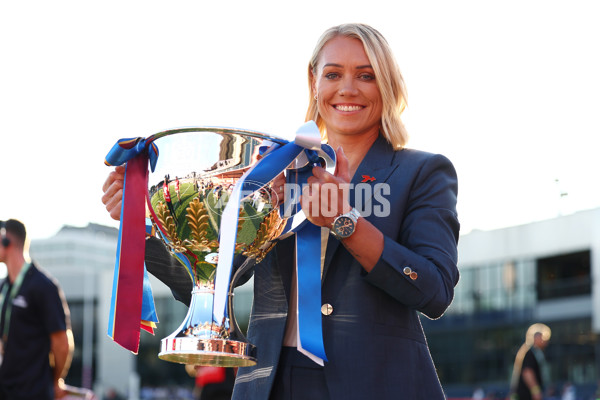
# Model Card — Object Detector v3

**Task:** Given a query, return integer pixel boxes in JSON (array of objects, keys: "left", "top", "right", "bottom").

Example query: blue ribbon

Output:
[
  {"left": 213, "top": 121, "right": 332, "bottom": 362},
  {"left": 296, "top": 222, "right": 327, "bottom": 360},
  {"left": 141, "top": 266, "right": 158, "bottom": 324}
]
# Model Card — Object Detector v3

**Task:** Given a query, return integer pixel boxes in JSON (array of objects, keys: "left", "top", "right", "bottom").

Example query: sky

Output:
[{"left": 1, "top": 0, "right": 599, "bottom": 240}]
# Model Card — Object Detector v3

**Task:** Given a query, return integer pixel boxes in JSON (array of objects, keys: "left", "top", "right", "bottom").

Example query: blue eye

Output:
[
  {"left": 359, "top": 73, "right": 375, "bottom": 81},
  {"left": 325, "top": 72, "right": 340, "bottom": 80}
]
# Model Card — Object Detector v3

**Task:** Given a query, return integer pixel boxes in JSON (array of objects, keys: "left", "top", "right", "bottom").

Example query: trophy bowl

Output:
[{"left": 146, "top": 127, "right": 295, "bottom": 367}]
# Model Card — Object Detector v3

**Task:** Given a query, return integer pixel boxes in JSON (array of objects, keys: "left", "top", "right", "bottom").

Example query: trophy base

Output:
[{"left": 158, "top": 337, "right": 257, "bottom": 367}]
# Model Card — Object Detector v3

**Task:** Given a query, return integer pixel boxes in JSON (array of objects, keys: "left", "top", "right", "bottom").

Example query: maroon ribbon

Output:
[{"left": 109, "top": 154, "right": 148, "bottom": 353}]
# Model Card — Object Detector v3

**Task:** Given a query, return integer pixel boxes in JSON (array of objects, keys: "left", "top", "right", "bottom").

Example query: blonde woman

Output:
[
  {"left": 102, "top": 23, "right": 460, "bottom": 400},
  {"left": 233, "top": 23, "right": 459, "bottom": 400}
]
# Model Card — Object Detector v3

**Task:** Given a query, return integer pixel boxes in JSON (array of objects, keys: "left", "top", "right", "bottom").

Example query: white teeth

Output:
[{"left": 335, "top": 105, "right": 363, "bottom": 112}]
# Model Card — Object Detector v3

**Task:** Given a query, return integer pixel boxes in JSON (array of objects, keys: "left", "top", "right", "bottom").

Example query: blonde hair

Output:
[
  {"left": 526, "top": 323, "right": 551, "bottom": 345},
  {"left": 510, "top": 323, "right": 552, "bottom": 391},
  {"left": 305, "top": 23, "right": 409, "bottom": 148}
]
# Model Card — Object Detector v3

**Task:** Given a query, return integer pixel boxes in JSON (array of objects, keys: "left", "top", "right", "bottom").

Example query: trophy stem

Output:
[{"left": 158, "top": 282, "right": 256, "bottom": 367}]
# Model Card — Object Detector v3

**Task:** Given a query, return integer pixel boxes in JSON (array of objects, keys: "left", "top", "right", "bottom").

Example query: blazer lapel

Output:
[{"left": 321, "top": 135, "right": 400, "bottom": 281}]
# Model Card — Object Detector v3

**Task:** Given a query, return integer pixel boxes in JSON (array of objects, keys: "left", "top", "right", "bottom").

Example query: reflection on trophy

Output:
[{"left": 145, "top": 128, "right": 295, "bottom": 367}]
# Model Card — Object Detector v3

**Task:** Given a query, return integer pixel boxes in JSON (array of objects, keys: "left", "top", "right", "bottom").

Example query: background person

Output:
[
  {"left": 186, "top": 365, "right": 236, "bottom": 400},
  {"left": 174, "top": 176, "right": 181, "bottom": 203},
  {"left": 510, "top": 323, "right": 551, "bottom": 400},
  {"left": 162, "top": 175, "right": 177, "bottom": 222},
  {"left": 102, "top": 23, "right": 460, "bottom": 400},
  {"left": 0, "top": 219, "right": 74, "bottom": 399}
]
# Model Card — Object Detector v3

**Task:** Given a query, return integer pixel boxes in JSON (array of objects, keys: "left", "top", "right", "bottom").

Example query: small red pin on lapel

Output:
[{"left": 361, "top": 175, "right": 376, "bottom": 183}]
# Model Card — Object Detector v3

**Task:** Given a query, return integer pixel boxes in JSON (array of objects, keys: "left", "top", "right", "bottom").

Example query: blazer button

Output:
[
  {"left": 403, "top": 266, "right": 418, "bottom": 280},
  {"left": 321, "top": 303, "right": 333, "bottom": 315}
]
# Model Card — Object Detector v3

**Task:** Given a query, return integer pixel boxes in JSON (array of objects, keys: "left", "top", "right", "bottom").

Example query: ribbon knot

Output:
[
  {"left": 105, "top": 137, "right": 159, "bottom": 172},
  {"left": 304, "top": 149, "right": 322, "bottom": 165}
]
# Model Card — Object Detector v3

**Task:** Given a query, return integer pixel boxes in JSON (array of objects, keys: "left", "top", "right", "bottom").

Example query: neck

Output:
[
  {"left": 6, "top": 253, "right": 27, "bottom": 283},
  {"left": 327, "top": 130, "right": 379, "bottom": 178}
]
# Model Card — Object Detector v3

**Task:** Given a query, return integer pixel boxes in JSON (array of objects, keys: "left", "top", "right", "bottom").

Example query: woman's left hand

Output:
[{"left": 300, "top": 146, "right": 352, "bottom": 228}]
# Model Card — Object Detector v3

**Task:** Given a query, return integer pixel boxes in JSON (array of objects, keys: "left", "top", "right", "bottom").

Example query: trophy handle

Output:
[{"left": 227, "top": 257, "right": 257, "bottom": 343}]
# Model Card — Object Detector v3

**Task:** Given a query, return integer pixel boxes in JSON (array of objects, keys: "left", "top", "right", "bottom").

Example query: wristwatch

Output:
[{"left": 330, "top": 208, "right": 361, "bottom": 239}]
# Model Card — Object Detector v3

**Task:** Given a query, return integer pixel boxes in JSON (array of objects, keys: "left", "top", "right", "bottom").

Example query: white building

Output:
[{"left": 423, "top": 207, "right": 600, "bottom": 398}]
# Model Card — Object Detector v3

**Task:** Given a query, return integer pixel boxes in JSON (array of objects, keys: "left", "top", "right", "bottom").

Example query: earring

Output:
[{"left": 314, "top": 94, "right": 318, "bottom": 101}]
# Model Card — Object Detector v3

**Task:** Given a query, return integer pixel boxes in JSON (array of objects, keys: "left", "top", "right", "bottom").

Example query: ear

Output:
[{"left": 309, "top": 69, "right": 318, "bottom": 98}]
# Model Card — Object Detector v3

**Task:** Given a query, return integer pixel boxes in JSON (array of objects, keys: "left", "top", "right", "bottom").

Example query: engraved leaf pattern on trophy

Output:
[
  {"left": 156, "top": 201, "right": 186, "bottom": 252},
  {"left": 184, "top": 198, "right": 218, "bottom": 253},
  {"left": 243, "top": 208, "right": 286, "bottom": 262}
]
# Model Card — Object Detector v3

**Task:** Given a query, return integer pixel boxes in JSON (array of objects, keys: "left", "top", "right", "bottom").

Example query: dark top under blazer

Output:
[{"left": 230, "top": 135, "right": 460, "bottom": 400}]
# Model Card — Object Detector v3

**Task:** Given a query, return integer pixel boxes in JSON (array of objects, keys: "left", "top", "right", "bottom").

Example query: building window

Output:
[{"left": 537, "top": 250, "right": 591, "bottom": 300}]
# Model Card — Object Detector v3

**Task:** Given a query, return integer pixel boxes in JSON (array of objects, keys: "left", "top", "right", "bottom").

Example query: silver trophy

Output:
[{"left": 144, "top": 126, "right": 333, "bottom": 367}]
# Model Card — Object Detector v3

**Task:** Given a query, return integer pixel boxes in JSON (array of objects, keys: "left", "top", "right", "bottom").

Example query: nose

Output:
[{"left": 338, "top": 76, "right": 359, "bottom": 97}]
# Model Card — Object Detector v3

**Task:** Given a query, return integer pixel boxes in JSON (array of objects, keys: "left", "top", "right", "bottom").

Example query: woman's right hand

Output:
[{"left": 101, "top": 165, "right": 125, "bottom": 221}]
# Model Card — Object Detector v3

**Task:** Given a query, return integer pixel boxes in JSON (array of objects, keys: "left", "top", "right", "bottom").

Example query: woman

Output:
[{"left": 102, "top": 23, "right": 459, "bottom": 400}]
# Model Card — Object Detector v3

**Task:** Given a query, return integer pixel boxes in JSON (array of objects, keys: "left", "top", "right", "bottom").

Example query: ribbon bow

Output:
[
  {"left": 104, "top": 137, "right": 159, "bottom": 172},
  {"left": 105, "top": 137, "right": 159, "bottom": 353}
]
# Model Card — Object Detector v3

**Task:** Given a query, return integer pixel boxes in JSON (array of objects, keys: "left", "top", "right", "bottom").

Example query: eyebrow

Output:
[{"left": 322, "top": 63, "right": 373, "bottom": 70}]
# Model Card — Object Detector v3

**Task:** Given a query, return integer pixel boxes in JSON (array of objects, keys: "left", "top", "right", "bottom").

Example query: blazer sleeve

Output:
[
  {"left": 145, "top": 236, "right": 194, "bottom": 305},
  {"left": 363, "top": 153, "right": 460, "bottom": 319}
]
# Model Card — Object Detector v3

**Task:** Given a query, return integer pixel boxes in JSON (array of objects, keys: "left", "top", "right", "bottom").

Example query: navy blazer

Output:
[{"left": 232, "top": 135, "right": 460, "bottom": 400}]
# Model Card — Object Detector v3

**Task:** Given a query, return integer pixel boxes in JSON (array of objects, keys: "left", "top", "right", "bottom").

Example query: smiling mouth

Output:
[{"left": 334, "top": 105, "right": 364, "bottom": 112}]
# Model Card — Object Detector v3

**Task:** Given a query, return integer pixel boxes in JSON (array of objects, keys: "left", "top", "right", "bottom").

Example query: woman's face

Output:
[{"left": 312, "top": 36, "right": 383, "bottom": 141}]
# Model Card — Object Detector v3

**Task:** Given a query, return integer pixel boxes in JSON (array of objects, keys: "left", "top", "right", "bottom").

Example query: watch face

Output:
[{"left": 333, "top": 216, "right": 356, "bottom": 238}]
